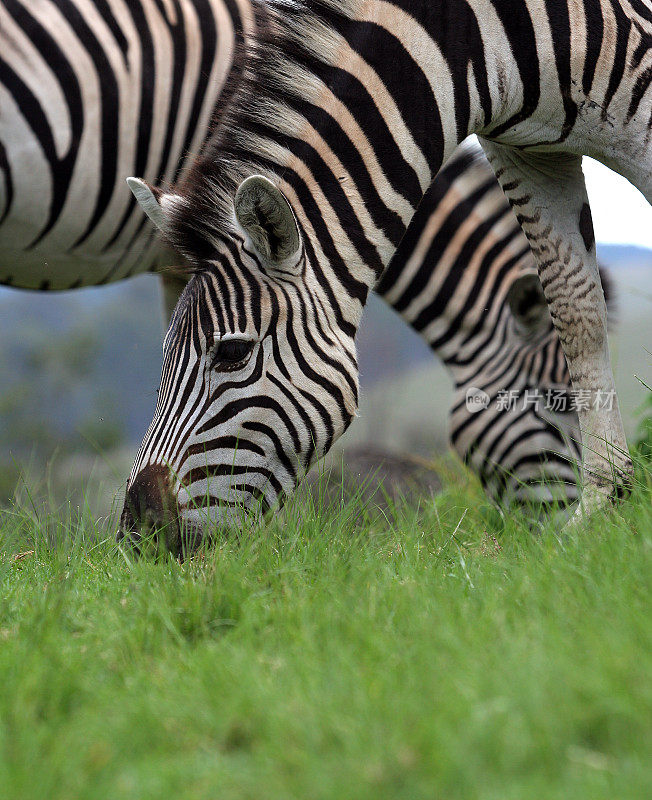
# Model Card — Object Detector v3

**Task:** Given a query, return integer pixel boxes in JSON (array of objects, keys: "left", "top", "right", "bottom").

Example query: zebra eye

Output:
[{"left": 210, "top": 338, "right": 255, "bottom": 370}]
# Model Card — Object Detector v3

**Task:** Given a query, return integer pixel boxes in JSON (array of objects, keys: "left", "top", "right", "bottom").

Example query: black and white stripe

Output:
[
  {"left": 0, "top": 0, "right": 251, "bottom": 289},
  {"left": 379, "top": 145, "right": 608, "bottom": 507}
]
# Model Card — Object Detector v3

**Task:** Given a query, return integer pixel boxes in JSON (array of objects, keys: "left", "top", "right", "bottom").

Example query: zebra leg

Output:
[
  {"left": 479, "top": 139, "right": 633, "bottom": 520},
  {"left": 160, "top": 270, "right": 189, "bottom": 325}
]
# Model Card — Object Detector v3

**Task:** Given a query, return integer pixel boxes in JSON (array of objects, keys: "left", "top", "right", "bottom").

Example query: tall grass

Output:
[{"left": 0, "top": 453, "right": 650, "bottom": 799}]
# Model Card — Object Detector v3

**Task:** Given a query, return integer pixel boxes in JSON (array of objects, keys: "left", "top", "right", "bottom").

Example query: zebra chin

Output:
[{"left": 118, "top": 500, "right": 275, "bottom": 558}]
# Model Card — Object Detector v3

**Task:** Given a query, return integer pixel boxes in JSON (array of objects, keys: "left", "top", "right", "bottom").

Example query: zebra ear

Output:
[
  {"left": 127, "top": 177, "right": 178, "bottom": 233},
  {"left": 234, "top": 176, "right": 302, "bottom": 274},
  {"left": 506, "top": 272, "right": 551, "bottom": 338}
]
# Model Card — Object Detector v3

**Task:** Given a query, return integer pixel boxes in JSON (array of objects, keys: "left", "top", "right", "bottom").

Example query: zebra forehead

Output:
[
  {"left": 167, "top": 266, "right": 273, "bottom": 344},
  {"left": 166, "top": 274, "right": 221, "bottom": 338}
]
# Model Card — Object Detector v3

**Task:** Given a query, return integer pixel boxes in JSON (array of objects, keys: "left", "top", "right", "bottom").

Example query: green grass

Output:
[{"left": 1, "top": 459, "right": 651, "bottom": 799}]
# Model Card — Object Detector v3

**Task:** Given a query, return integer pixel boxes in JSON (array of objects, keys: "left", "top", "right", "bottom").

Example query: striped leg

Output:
[
  {"left": 160, "top": 271, "right": 189, "bottom": 325},
  {"left": 480, "top": 139, "right": 633, "bottom": 519}
]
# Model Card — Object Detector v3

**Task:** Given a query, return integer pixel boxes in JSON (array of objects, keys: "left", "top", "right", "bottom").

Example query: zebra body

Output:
[
  {"left": 0, "top": 0, "right": 251, "bottom": 289},
  {"left": 120, "top": 0, "right": 646, "bottom": 544}
]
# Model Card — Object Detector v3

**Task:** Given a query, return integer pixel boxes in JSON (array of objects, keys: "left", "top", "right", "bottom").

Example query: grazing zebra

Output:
[
  {"left": 376, "top": 144, "right": 613, "bottom": 509},
  {"left": 124, "top": 143, "right": 614, "bottom": 545},
  {"left": 120, "top": 0, "right": 645, "bottom": 545},
  {"left": 1, "top": 0, "right": 599, "bottom": 518}
]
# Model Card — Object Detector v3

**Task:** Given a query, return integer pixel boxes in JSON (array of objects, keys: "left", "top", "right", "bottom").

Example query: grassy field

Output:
[{"left": 1, "top": 456, "right": 651, "bottom": 799}]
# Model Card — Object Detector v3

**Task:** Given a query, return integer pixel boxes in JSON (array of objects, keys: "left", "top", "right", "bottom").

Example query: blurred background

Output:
[{"left": 1, "top": 155, "right": 651, "bottom": 512}]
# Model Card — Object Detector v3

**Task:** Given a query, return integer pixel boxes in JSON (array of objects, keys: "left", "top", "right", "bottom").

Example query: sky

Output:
[{"left": 583, "top": 158, "right": 652, "bottom": 248}]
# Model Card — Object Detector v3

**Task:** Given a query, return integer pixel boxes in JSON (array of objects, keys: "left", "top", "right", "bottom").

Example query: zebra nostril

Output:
[{"left": 124, "top": 464, "right": 174, "bottom": 519}]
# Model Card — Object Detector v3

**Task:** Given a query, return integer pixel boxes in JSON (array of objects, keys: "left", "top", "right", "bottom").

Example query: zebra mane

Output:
[{"left": 164, "top": 0, "right": 357, "bottom": 266}]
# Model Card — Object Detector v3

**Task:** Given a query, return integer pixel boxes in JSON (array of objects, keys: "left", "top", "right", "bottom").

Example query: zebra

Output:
[
  {"left": 124, "top": 142, "right": 600, "bottom": 548},
  {"left": 0, "top": 0, "right": 598, "bottom": 519},
  {"left": 375, "top": 144, "right": 616, "bottom": 509},
  {"left": 0, "top": 2, "right": 630, "bottom": 538},
  {"left": 119, "top": 0, "right": 645, "bottom": 546}
]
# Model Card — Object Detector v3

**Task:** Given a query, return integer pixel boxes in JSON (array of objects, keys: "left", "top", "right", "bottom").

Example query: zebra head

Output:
[
  {"left": 119, "top": 175, "right": 360, "bottom": 551},
  {"left": 448, "top": 269, "right": 592, "bottom": 512}
]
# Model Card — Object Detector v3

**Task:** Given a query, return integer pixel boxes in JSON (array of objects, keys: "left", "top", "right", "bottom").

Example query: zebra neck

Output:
[{"left": 168, "top": 1, "right": 504, "bottom": 294}]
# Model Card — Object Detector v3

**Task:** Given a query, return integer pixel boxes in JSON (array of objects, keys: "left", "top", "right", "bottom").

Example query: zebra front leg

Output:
[
  {"left": 160, "top": 270, "right": 189, "bottom": 326},
  {"left": 479, "top": 139, "right": 633, "bottom": 520}
]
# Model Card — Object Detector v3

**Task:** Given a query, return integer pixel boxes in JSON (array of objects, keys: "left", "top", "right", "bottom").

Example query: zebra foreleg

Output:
[
  {"left": 479, "top": 139, "right": 633, "bottom": 521},
  {"left": 159, "top": 269, "right": 189, "bottom": 326}
]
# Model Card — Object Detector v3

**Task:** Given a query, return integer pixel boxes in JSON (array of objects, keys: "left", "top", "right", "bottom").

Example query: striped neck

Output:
[{"left": 166, "top": 1, "right": 502, "bottom": 302}]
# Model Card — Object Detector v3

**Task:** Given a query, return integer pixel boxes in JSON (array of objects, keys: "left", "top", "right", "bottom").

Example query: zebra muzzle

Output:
[{"left": 118, "top": 463, "right": 186, "bottom": 556}]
